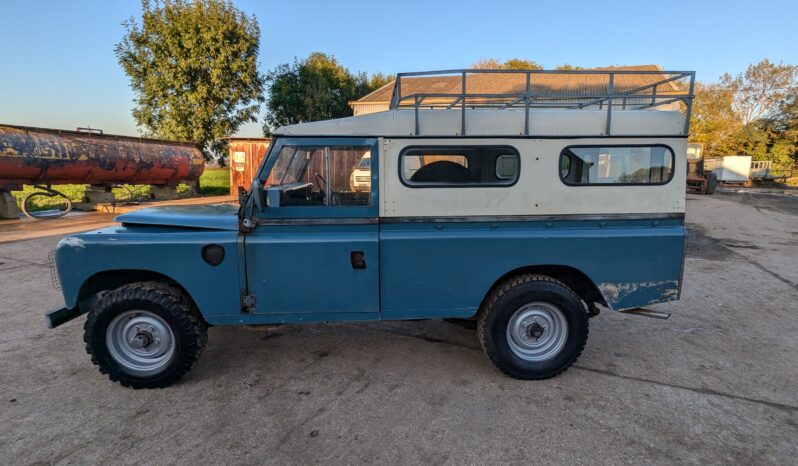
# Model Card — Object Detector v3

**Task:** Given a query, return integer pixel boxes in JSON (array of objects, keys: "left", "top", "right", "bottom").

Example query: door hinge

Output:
[{"left": 240, "top": 293, "right": 256, "bottom": 313}]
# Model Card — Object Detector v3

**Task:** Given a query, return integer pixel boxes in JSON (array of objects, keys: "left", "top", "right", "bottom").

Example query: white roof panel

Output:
[{"left": 275, "top": 109, "right": 686, "bottom": 138}]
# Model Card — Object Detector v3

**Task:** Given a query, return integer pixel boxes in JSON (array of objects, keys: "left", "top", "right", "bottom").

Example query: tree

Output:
[
  {"left": 690, "top": 82, "right": 743, "bottom": 158},
  {"left": 769, "top": 92, "right": 798, "bottom": 143},
  {"left": 722, "top": 59, "right": 797, "bottom": 124},
  {"left": 262, "top": 52, "right": 390, "bottom": 135},
  {"left": 758, "top": 91, "right": 798, "bottom": 163},
  {"left": 689, "top": 60, "right": 798, "bottom": 162},
  {"left": 555, "top": 63, "right": 584, "bottom": 70},
  {"left": 116, "top": 0, "right": 265, "bottom": 160},
  {"left": 471, "top": 58, "right": 543, "bottom": 70}
]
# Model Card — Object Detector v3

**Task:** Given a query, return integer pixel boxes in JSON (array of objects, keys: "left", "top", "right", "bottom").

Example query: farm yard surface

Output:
[{"left": 0, "top": 192, "right": 796, "bottom": 464}]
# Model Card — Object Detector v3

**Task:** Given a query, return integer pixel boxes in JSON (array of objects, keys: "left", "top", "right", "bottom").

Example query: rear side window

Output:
[
  {"left": 560, "top": 145, "right": 674, "bottom": 185},
  {"left": 400, "top": 146, "right": 520, "bottom": 187}
]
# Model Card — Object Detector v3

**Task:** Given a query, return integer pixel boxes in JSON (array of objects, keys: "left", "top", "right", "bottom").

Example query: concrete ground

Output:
[
  {"left": 0, "top": 195, "right": 235, "bottom": 244},
  {"left": 1, "top": 192, "right": 796, "bottom": 465}
]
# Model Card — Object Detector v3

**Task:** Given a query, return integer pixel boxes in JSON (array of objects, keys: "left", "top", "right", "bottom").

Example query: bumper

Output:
[{"left": 45, "top": 306, "right": 83, "bottom": 329}]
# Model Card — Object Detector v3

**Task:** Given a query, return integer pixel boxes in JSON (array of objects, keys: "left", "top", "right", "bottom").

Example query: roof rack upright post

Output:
[
  {"left": 461, "top": 71, "right": 467, "bottom": 136},
  {"left": 390, "top": 74, "right": 401, "bottom": 109},
  {"left": 524, "top": 72, "right": 531, "bottom": 136},
  {"left": 683, "top": 72, "right": 696, "bottom": 135},
  {"left": 414, "top": 96, "right": 420, "bottom": 135},
  {"left": 605, "top": 72, "right": 614, "bottom": 135}
]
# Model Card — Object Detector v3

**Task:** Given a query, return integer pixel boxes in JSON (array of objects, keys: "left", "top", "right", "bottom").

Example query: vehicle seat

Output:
[{"left": 409, "top": 161, "right": 471, "bottom": 183}]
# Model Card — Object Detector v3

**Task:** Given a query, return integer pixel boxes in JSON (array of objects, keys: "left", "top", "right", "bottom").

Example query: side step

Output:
[{"left": 619, "top": 308, "right": 671, "bottom": 320}]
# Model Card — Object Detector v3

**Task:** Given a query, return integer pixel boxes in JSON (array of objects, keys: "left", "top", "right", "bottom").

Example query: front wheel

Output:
[
  {"left": 478, "top": 274, "right": 588, "bottom": 380},
  {"left": 84, "top": 282, "right": 207, "bottom": 389}
]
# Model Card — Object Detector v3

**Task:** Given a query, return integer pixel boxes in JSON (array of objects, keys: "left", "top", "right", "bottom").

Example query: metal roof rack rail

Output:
[{"left": 388, "top": 69, "right": 696, "bottom": 137}]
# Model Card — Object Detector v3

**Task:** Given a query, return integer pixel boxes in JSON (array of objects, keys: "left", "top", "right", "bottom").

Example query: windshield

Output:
[
  {"left": 266, "top": 146, "right": 325, "bottom": 188},
  {"left": 252, "top": 143, "right": 372, "bottom": 208}
]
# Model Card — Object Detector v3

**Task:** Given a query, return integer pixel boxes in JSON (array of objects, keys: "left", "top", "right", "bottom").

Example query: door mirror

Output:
[
  {"left": 250, "top": 179, "right": 265, "bottom": 212},
  {"left": 266, "top": 187, "right": 281, "bottom": 207}
]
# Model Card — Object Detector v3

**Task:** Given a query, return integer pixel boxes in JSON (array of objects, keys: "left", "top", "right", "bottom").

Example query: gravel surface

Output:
[{"left": 1, "top": 192, "right": 796, "bottom": 464}]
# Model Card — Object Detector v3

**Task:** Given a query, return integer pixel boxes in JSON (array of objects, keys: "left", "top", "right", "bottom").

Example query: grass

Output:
[{"left": 12, "top": 168, "right": 230, "bottom": 212}]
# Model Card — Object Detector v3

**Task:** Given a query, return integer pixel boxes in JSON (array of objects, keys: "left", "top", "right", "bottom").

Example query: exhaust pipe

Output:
[{"left": 619, "top": 308, "right": 671, "bottom": 320}]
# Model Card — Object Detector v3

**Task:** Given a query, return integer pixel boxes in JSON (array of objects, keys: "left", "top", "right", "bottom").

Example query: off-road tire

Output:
[
  {"left": 705, "top": 171, "right": 718, "bottom": 195},
  {"left": 84, "top": 281, "right": 207, "bottom": 389},
  {"left": 477, "top": 274, "right": 588, "bottom": 380}
]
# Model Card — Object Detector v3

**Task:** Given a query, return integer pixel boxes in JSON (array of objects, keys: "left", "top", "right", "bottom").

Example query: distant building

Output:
[
  {"left": 227, "top": 137, "right": 271, "bottom": 195},
  {"left": 349, "top": 65, "right": 682, "bottom": 115}
]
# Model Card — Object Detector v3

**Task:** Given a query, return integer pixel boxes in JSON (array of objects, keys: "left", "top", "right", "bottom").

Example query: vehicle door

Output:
[{"left": 244, "top": 137, "right": 379, "bottom": 318}]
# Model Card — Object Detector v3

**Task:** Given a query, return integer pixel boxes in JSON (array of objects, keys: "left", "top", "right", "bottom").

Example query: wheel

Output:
[
  {"left": 705, "top": 172, "right": 718, "bottom": 195},
  {"left": 21, "top": 190, "right": 72, "bottom": 219},
  {"left": 84, "top": 282, "right": 207, "bottom": 389},
  {"left": 477, "top": 274, "right": 588, "bottom": 380}
]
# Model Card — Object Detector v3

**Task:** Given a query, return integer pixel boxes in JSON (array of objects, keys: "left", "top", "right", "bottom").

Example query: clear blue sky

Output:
[{"left": 1, "top": 0, "right": 796, "bottom": 137}]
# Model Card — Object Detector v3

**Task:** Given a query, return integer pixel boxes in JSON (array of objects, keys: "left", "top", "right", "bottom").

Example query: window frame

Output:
[
  {"left": 558, "top": 143, "right": 676, "bottom": 187},
  {"left": 254, "top": 137, "right": 378, "bottom": 219},
  {"left": 398, "top": 145, "right": 521, "bottom": 188}
]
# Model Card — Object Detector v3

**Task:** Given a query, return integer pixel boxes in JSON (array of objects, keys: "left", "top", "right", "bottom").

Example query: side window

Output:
[
  {"left": 400, "top": 146, "right": 519, "bottom": 186},
  {"left": 329, "top": 146, "right": 371, "bottom": 206},
  {"left": 265, "top": 145, "right": 372, "bottom": 206},
  {"left": 559, "top": 145, "right": 674, "bottom": 185}
]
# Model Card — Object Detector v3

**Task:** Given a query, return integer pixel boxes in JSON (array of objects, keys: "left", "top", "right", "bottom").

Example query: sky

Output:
[{"left": 1, "top": 0, "right": 796, "bottom": 138}]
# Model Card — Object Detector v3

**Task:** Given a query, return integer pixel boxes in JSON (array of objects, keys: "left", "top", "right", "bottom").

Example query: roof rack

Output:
[{"left": 389, "top": 69, "right": 695, "bottom": 137}]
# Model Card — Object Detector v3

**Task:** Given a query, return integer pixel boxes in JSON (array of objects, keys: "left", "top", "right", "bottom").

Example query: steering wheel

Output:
[{"left": 314, "top": 173, "right": 342, "bottom": 206}]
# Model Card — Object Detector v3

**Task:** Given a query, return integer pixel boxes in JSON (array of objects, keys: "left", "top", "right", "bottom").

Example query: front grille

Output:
[{"left": 48, "top": 250, "right": 61, "bottom": 290}]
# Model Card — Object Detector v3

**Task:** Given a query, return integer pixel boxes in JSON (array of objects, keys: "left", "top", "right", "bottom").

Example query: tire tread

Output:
[
  {"left": 477, "top": 274, "right": 588, "bottom": 380},
  {"left": 83, "top": 281, "right": 207, "bottom": 389}
]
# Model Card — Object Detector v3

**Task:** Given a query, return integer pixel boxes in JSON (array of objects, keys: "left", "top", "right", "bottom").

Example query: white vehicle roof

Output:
[{"left": 275, "top": 109, "right": 686, "bottom": 138}]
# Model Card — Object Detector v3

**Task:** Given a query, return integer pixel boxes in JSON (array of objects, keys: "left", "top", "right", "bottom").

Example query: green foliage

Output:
[
  {"left": 262, "top": 52, "right": 391, "bottom": 135},
  {"left": 193, "top": 167, "right": 230, "bottom": 195},
  {"left": 691, "top": 60, "right": 798, "bottom": 163},
  {"left": 721, "top": 59, "right": 797, "bottom": 124},
  {"left": 554, "top": 63, "right": 584, "bottom": 70},
  {"left": 690, "top": 82, "right": 742, "bottom": 157},
  {"left": 471, "top": 58, "right": 543, "bottom": 70},
  {"left": 116, "top": 0, "right": 265, "bottom": 161}
]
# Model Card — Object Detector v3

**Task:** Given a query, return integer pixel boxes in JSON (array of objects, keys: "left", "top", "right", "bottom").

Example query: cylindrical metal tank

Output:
[{"left": 0, "top": 124, "right": 204, "bottom": 189}]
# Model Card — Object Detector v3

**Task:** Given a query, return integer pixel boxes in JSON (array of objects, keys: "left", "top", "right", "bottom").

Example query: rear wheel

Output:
[
  {"left": 478, "top": 274, "right": 588, "bottom": 380},
  {"left": 84, "top": 281, "right": 207, "bottom": 389},
  {"left": 705, "top": 172, "right": 718, "bottom": 195}
]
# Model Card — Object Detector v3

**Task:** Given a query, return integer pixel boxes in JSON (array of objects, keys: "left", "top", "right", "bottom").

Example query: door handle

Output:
[{"left": 350, "top": 251, "right": 366, "bottom": 270}]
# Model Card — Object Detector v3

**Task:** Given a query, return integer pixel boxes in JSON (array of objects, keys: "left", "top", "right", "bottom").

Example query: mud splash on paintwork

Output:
[{"left": 598, "top": 280, "right": 679, "bottom": 309}]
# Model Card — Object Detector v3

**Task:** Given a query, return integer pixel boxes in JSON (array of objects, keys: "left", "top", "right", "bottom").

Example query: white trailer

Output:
[{"left": 704, "top": 155, "right": 751, "bottom": 184}]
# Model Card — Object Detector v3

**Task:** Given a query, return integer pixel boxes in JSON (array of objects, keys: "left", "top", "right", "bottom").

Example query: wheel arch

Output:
[
  {"left": 76, "top": 269, "right": 205, "bottom": 323},
  {"left": 480, "top": 265, "right": 606, "bottom": 312}
]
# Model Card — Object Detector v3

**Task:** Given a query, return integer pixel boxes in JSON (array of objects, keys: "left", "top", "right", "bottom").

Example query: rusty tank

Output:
[{"left": 0, "top": 124, "right": 204, "bottom": 189}]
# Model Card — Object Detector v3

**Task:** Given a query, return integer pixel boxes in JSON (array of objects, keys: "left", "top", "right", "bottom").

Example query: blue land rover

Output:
[{"left": 48, "top": 69, "right": 693, "bottom": 388}]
